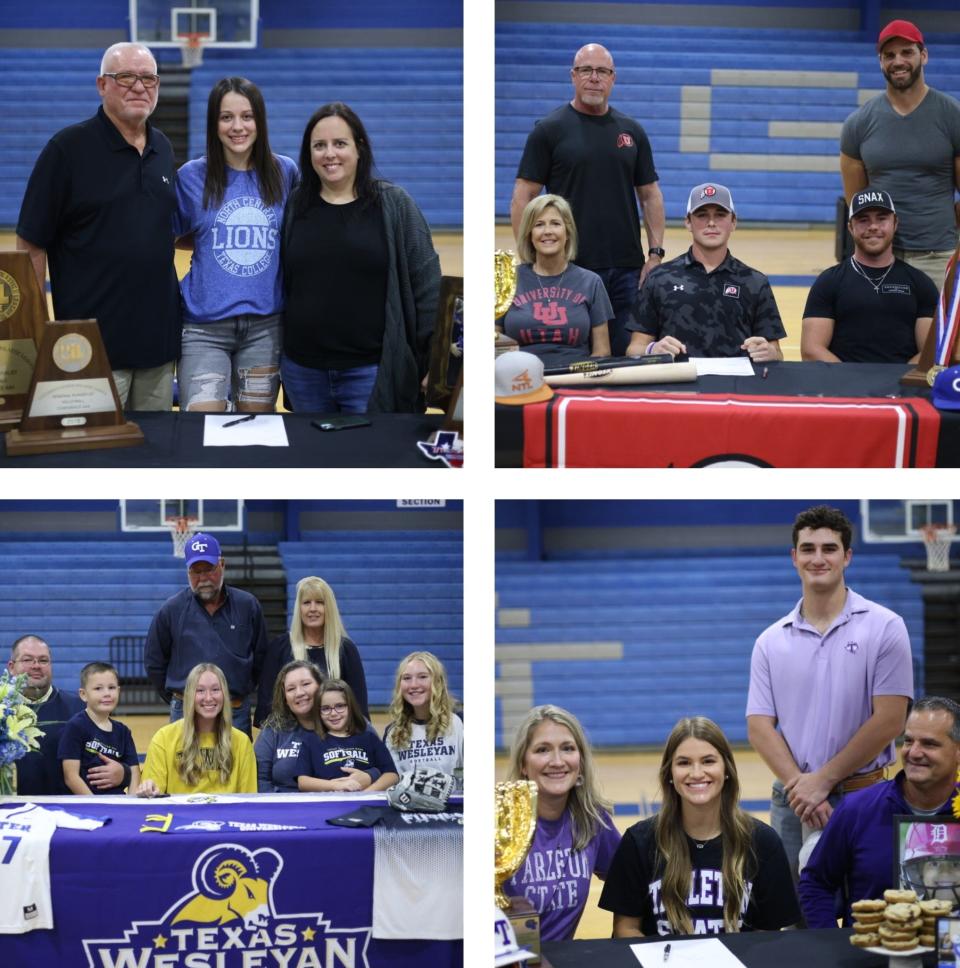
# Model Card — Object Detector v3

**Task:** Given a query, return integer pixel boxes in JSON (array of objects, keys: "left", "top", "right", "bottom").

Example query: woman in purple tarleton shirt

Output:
[{"left": 502, "top": 705, "right": 621, "bottom": 941}]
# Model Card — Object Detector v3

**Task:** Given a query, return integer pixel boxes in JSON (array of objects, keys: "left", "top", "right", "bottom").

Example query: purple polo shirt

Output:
[{"left": 746, "top": 588, "right": 913, "bottom": 774}]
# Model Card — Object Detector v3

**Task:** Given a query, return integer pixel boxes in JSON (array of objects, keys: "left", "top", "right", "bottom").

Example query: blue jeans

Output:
[
  {"left": 170, "top": 695, "right": 252, "bottom": 738},
  {"left": 179, "top": 314, "right": 282, "bottom": 411},
  {"left": 280, "top": 355, "right": 378, "bottom": 413},
  {"left": 771, "top": 778, "right": 842, "bottom": 882},
  {"left": 595, "top": 266, "right": 641, "bottom": 356}
]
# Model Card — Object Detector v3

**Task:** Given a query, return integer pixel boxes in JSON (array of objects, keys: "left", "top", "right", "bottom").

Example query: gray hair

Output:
[
  {"left": 100, "top": 42, "right": 156, "bottom": 76},
  {"left": 911, "top": 696, "right": 960, "bottom": 742}
]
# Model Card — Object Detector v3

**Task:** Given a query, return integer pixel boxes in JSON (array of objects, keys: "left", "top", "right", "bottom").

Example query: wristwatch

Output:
[{"left": 648, "top": 247, "right": 666, "bottom": 258}]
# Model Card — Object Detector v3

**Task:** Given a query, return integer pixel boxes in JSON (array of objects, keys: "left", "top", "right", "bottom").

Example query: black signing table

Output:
[
  {"left": 542, "top": 929, "right": 937, "bottom": 967},
  {"left": 0, "top": 411, "right": 448, "bottom": 467},
  {"left": 496, "top": 361, "right": 960, "bottom": 468}
]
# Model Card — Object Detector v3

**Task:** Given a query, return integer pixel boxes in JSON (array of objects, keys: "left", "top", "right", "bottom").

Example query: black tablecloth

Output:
[
  {"left": 0, "top": 412, "right": 448, "bottom": 467},
  {"left": 495, "top": 361, "right": 960, "bottom": 467},
  {"left": 542, "top": 929, "right": 937, "bottom": 967}
]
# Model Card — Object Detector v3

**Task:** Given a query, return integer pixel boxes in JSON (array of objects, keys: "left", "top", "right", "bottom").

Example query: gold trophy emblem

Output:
[
  {"left": 495, "top": 779, "right": 538, "bottom": 908},
  {"left": 494, "top": 250, "right": 519, "bottom": 319}
]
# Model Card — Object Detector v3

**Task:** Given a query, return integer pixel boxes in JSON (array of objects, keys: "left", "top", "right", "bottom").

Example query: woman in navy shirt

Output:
[{"left": 253, "top": 660, "right": 324, "bottom": 792}]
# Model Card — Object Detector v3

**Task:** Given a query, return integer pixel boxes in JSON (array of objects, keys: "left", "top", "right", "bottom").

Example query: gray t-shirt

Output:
[
  {"left": 841, "top": 88, "right": 960, "bottom": 251},
  {"left": 499, "top": 261, "right": 613, "bottom": 363}
]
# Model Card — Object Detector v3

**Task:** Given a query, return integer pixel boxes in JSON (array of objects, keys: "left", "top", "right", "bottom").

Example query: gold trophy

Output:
[
  {"left": 495, "top": 250, "right": 519, "bottom": 355},
  {"left": 495, "top": 780, "right": 542, "bottom": 962}
]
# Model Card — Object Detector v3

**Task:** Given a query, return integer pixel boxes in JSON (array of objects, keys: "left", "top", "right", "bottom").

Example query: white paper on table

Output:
[
  {"left": 203, "top": 414, "right": 289, "bottom": 447},
  {"left": 630, "top": 938, "right": 748, "bottom": 968},
  {"left": 691, "top": 357, "right": 755, "bottom": 377}
]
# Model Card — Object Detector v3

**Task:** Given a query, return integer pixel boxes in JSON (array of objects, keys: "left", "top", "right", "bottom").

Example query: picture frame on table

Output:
[
  {"left": 893, "top": 815, "right": 960, "bottom": 903},
  {"left": 426, "top": 275, "right": 464, "bottom": 412}
]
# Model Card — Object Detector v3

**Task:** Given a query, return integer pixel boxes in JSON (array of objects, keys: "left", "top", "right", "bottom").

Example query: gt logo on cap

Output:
[{"left": 190, "top": 539, "right": 208, "bottom": 553}]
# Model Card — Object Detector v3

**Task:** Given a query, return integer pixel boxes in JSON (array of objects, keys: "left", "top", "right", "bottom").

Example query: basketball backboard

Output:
[
  {"left": 119, "top": 499, "right": 244, "bottom": 532},
  {"left": 860, "top": 500, "right": 958, "bottom": 543},
  {"left": 130, "top": 0, "right": 258, "bottom": 47}
]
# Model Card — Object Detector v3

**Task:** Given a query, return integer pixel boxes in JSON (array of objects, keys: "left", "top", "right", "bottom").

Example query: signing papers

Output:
[
  {"left": 203, "top": 414, "right": 289, "bottom": 447},
  {"left": 691, "top": 357, "right": 755, "bottom": 377},
  {"left": 631, "top": 938, "right": 747, "bottom": 968}
]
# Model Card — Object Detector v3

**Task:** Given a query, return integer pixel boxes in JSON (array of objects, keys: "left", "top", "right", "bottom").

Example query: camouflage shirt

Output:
[{"left": 627, "top": 247, "right": 786, "bottom": 357}]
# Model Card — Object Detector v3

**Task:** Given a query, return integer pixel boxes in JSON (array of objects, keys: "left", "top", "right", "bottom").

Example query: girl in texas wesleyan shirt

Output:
[
  {"left": 599, "top": 717, "right": 799, "bottom": 936},
  {"left": 497, "top": 194, "right": 613, "bottom": 365},
  {"left": 296, "top": 680, "right": 398, "bottom": 792},
  {"left": 502, "top": 705, "right": 621, "bottom": 941}
]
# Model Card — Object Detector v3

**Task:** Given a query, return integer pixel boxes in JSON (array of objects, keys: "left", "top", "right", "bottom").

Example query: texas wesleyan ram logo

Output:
[{"left": 82, "top": 843, "right": 370, "bottom": 967}]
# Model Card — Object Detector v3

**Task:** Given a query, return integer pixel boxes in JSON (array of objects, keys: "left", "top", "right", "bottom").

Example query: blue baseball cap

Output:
[
  {"left": 932, "top": 366, "right": 960, "bottom": 411},
  {"left": 184, "top": 532, "right": 221, "bottom": 566}
]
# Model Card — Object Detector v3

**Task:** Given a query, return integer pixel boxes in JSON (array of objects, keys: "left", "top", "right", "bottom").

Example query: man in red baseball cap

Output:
[{"left": 840, "top": 20, "right": 960, "bottom": 293}]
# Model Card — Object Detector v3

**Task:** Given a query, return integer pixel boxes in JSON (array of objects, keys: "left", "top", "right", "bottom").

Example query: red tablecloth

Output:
[{"left": 523, "top": 390, "right": 940, "bottom": 467}]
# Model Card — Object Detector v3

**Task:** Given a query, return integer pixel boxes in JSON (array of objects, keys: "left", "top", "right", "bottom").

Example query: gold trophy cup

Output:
[
  {"left": 494, "top": 250, "right": 519, "bottom": 355},
  {"left": 495, "top": 780, "right": 542, "bottom": 962}
]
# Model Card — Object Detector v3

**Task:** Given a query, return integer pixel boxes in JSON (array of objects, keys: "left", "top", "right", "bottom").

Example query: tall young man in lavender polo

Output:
[
  {"left": 510, "top": 43, "right": 665, "bottom": 356},
  {"left": 746, "top": 505, "right": 913, "bottom": 878}
]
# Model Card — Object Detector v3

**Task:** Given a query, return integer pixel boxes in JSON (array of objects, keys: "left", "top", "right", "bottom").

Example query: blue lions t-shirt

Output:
[{"left": 173, "top": 155, "right": 299, "bottom": 323}]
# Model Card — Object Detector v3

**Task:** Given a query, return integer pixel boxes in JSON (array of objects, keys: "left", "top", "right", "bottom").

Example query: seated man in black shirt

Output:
[
  {"left": 625, "top": 183, "right": 785, "bottom": 362},
  {"left": 802, "top": 190, "right": 938, "bottom": 363}
]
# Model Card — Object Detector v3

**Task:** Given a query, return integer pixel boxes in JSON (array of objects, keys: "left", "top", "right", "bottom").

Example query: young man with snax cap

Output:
[
  {"left": 802, "top": 189, "right": 938, "bottom": 363},
  {"left": 840, "top": 19, "right": 960, "bottom": 290},
  {"left": 625, "top": 183, "right": 785, "bottom": 362}
]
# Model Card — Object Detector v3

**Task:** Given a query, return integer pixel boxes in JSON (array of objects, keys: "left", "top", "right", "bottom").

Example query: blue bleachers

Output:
[
  {"left": 496, "top": 23, "right": 960, "bottom": 223},
  {"left": 279, "top": 529, "right": 463, "bottom": 706},
  {"left": 0, "top": 46, "right": 462, "bottom": 228},
  {"left": 495, "top": 551, "right": 923, "bottom": 748}
]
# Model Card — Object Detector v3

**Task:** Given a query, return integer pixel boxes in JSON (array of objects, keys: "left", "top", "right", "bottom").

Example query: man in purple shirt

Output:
[
  {"left": 746, "top": 505, "right": 913, "bottom": 878},
  {"left": 799, "top": 697, "right": 960, "bottom": 926}
]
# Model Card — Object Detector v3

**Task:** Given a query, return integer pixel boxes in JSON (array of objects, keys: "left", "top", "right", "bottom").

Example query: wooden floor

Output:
[
  {"left": 495, "top": 746, "right": 778, "bottom": 940},
  {"left": 495, "top": 223, "right": 838, "bottom": 363}
]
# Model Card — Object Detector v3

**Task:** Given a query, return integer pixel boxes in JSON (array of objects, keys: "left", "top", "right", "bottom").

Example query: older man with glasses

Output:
[
  {"left": 16, "top": 42, "right": 181, "bottom": 410},
  {"left": 510, "top": 43, "right": 665, "bottom": 356},
  {"left": 7, "top": 634, "right": 126, "bottom": 794},
  {"left": 144, "top": 533, "right": 268, "bottom": 737}
]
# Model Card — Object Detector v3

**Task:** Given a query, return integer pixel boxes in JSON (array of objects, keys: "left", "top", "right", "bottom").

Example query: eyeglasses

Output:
[
  {"left": 572, "top": 66, "right": 614, "bottom": 79},
  {"left": 15, "top": 656, "right": 50, "bottom": 666},
  {"left": 102, "top": 71, "right": 160, "bottom": 89},
  {"left": 320, "top": 703, "right": 348, "bottom": 715}
]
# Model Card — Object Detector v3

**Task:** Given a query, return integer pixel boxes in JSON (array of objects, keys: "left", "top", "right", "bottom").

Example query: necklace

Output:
[
  {"left": 850, "top": 256, "right": 894, "bottom": 294},
  {"left": 532, "top": 263, "right": 568, "bottom": 292}
]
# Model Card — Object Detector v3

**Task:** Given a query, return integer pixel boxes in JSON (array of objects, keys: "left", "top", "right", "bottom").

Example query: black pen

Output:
[
  {"left": 663, "top": 942, "right": 671, "bottom": 962},
  {"left": 223, "top": 414, "right": 256, "bottom": 428}
]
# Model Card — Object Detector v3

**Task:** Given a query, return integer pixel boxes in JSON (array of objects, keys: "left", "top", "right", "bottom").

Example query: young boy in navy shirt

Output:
[{"left": 59, "top": 662, "right": 140, "bottom": 795}]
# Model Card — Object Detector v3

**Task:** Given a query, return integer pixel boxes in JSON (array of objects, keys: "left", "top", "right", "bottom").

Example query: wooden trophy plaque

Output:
[
  {"left": 5, "top": 318, "right": 144, "bottom": 456},
  {"left": 0, "top": 250, "right": 49, "bottom": 429},
  {"left": 902, "top": 245, "right": 960, "bottom": 387}
]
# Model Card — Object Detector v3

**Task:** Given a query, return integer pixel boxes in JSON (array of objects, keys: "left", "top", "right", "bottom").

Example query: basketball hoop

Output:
[
  {"left": 179, "top": 32, "right": 205, "bottom": 69},
  {"left": 920, "top": 523, "right": 956, "bottom": 572},
  {"left": 166, "top": 515, "right": 199, "bottom": 558}
]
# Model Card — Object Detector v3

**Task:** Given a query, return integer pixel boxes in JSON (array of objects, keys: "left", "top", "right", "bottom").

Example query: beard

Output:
[{"left": 883, "top": 63, "right": 921, "bottom": 91}]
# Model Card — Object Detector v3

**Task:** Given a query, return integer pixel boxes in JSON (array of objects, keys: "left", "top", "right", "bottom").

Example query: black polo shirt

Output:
[
  {"left": 627, "top": 247, "right": 786, "bottom": 357},
  {"left": 16, "top": 106, "right": 181, "bottom": 369}
]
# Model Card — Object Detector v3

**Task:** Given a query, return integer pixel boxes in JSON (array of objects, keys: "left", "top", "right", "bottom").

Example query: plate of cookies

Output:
[{"left": 850, "top": 889, "right": 952, "bottom": 961}]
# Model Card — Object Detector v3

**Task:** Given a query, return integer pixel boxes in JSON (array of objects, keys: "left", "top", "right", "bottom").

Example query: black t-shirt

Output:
[
  {"left": 282, "top": 196, "right": 388, "bottom": 369},
  {"left": 598, "top": 816, "right": 799, "bottom": 935},
  {"left": 802, "top": 257, "right": 939, "bottom": 363},
  {"left": 16, "top": 107, "right": 181, "bottom": 369},
  {"left": 517, "top": 104, "right": 658, "bottom": 271}
]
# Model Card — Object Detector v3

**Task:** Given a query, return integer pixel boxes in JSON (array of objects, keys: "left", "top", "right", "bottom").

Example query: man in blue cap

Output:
[{"left": 144, "top": 532, "right": 268, "bottom": 736}]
